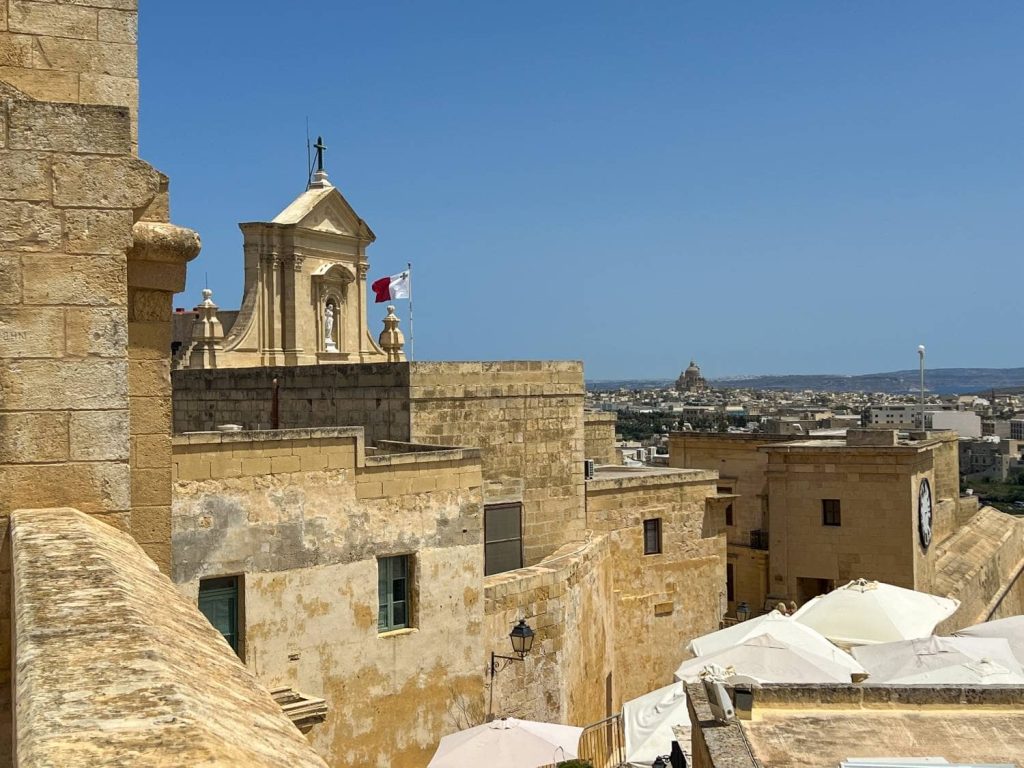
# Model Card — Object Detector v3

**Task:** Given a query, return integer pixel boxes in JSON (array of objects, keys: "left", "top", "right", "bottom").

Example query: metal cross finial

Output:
[{"left": 314, "top": 136, "right": 327, "bottom": 172}]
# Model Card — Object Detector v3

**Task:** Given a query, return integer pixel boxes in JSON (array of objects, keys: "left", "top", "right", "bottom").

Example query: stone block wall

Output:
[
  {"left": 584, "top": 410, "right": 617, "bottom": 465},
  {"left": 408, "top": 361, "right": 586, "bottom": 565},
  {"left": 483, "top": 537, "right": 615, "bottom": 727},
  {"left": 172, "top": 428, "right": 486, "bottom": 768},
  {"left": 172, "top": 363, "right": 412, "bottom": 442},
  {"left": 1, "top": 0, "right": 140, "bottom": 146},
  {"left": 585, "top": 468, "right": 726, "bottom": 702}
]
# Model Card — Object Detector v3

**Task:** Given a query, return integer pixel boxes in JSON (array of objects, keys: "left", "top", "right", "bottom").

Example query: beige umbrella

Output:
[
  {"left": 427, "top": 717, "right": 583, "bottom": 768},
  {"left": 793, "top": 579, "right": 959, "bottom": 648},
  {"left": 955, "top": 615, "right": 1024, "bottom": 664},
  {"left": 675, "top": 633, "right": 857, "bottom": 684},
  {"left": 853, "top": 635, "right": 1024, "bottom": 684}
]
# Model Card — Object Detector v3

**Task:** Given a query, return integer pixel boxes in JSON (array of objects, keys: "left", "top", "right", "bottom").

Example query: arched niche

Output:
[{"left": 312, "top": 263, "right": 356, "bottom": 354}]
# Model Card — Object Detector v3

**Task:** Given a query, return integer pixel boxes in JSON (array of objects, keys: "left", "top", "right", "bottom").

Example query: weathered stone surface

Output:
[
  {"left": 0, "top": 306, "right": 64, "bottom": 357},
  {"left": 0, "top": 461, "right": 128, "bottom": 513},
  {"left": 52, "top": 154, "right": 157, "bottom": 210},
  {"left": 0, "top": 201, "right": 61, "bottom": 251},
  {"left": 131, "top": 433, "right": 170, "bottom": 468},
  {"left": 63, "top": 208, "right": 133, "bottom": 254},
  {"left": 0, "top": 65, "right": 78, "bottom": 101},
  {"left": 57, "top": 0, "right": 137, "bottom": 10},
  {"left": 129, "top": 393, "right": 170, "bottom": 435},
  {"left": 0, "top": 32, "right": 33, "bottom": 67},
  {"left": 8, "top": 101, "right": 131, "bottom": 154},
  {"left": 10, "top": 507, "right": 329, "bottom": 767},
  {"left": 69, "top": 409, "right": 129, "bottom": 461},
  {"left": 0, "top": 150, "right": 49, "bottom": 201},
  {"left": 32, "top": 37, "right": 136, "bottom": 77},
  {"left": 65, "top": 306, "right": 128, "bottom": 357},
  {"left": 22, "top": 253, "right": 126, "bottom": 306},
  {"left": 0, "top": 359, "right": 127, "bottom": 410},
  {"left": 0, "top": 255, "right": 21, "bottom": 303},
  {"left": 0, "top": 412, "right": 69, "bottom": 463},
  {"left": 97, "top": 9, "right": 136, "bottom": 43},
  {"left": 78, "top": 71, "right": 136, "bottom": 110},
  {"left": 8, "top": 1, "right": 98, "bottom": 39}
]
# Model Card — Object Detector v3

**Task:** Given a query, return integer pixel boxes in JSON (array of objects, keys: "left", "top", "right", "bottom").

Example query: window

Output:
[
  {"left": 484, "top": 503, "right": 523, "bottom": 576},
  {"left": 822, "top": 499, "right": 841, "bottom": 526},
  {"left": 726, "top": 563, "right": 735, "bottom": 602},
  {"left": 199, "top": 575, "right": 243, "bottom": 659},
  {"left": 378, "top": 555, "right": 412, "bottom": 632},
  {"left": 725, "top": 504, "right": 734, "bottom": 526},
  {"left": 643, "top": 518, "right": 662, "bottom": 555}
]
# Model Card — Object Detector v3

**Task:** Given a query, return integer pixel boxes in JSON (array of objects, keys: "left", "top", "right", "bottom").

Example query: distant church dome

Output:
[
  {"left": 686, "top": 360, "right": 700, "bottom": 375},
  {"left": 676, "top": 359, "right": 708, "bottom": 393}
]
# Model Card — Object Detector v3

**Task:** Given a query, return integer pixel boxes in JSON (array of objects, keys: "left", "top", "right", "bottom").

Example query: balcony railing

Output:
[
  {"left": 577, "top": 712, "right": 626, "bottom": 768},
  {"left": 749, "top": 529, "right": 769, "bottom": 550}
]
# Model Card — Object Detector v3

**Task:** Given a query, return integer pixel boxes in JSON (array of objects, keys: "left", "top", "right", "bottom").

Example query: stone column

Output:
[{"left": 126, "top": 202, "right": 201, "bottom": 573}]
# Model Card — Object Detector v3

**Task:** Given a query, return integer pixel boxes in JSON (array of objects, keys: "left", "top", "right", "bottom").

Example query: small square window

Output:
[
  {"left": 822, "top": 499, "right": 841, "bottom": 527},
  {"left": 643, "top": 519, "right": 662, "bottom": 555},
  {"left": 378, "top": 555, "right": 413, "bottom": 633}
]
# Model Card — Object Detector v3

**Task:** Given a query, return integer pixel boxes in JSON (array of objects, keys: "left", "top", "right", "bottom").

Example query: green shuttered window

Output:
[
  {"left": 199, "top": 575, "right": 242, "bottom": 658},
  {"left": 484, "top": 503, "right": 524, "bottom": 576},
  {"left": 378, "top": 555, "right": 412, "bottom": 632}
]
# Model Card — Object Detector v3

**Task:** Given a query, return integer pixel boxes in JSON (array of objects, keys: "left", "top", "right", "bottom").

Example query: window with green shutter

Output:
[
  {"left": 378, "top": 555, "right": 412, "bottom": 632},
  {"left": 199, "top": 575, "right": 243, "bottom": 659},
  {"left": 484, "top": 503, "right": 523, "bottom": 576}
]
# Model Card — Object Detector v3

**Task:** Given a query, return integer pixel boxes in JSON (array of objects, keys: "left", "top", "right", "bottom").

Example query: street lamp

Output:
[
  {"left": 491, "top": 619, "right": 535, "bottom": 675},
  {"left": 736, "top": 602, "right": 750, "bottom": 622},
  {"left": 918, "top": 344, "right": 926, "bottom": 431},
  {"left": 488, "top": 619, "right": 536, "bottom": 719}
]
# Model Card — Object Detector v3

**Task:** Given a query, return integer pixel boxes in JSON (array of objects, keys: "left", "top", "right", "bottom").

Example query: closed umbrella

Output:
[
  {"left": 956, "top": 615, "right": 1024, "bottom": 665},
  {"left": 675, "top": 633, "right": 857, "bottom": 684},
  {"left": 687, "top": 610, "right": 863, "bottom": 675},
  {"left": 793, "top": 579, "right": 959, "bottom": 648},
  {"left": 622, "top": 682, "right": 689, "bottom": 768},
  {"left": 853, "top": 635, "right": 1024, "bottom": 684},
  {"left": 427, "top": 717, "right": 583, "bottom": 768}
]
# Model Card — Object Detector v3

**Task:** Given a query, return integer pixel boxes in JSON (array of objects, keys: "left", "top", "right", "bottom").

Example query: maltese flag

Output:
[{"left": 371, "top": 270, "right": 410, "bottom": 303}]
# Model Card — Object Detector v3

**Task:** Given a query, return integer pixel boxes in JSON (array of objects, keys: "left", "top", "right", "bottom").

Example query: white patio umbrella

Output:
[
  {"left": 674, "top": 633, "right": 857, "bottom": 684},
  {"left": 793, "top": 579, "right": 959, "bottom": 648},
  {"left": 852, "top": 635, "right": 1024, "bottom": 684},
  {"left": 956, "top": 615, "right": 1024, "bottom": 665},
  {"left": 622, "top": 682, "right": 689, "bottom": 768},
  {"left": 427, "top": 717, "right": 583, "bottom": 768},
  {"left": 687, "top": 610, "right": 864, "bottom": 675}
]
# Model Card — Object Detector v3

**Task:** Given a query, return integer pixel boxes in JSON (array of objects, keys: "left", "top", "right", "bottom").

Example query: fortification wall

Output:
[
  {"left": 483, "top": 537, "right": 615, "bottom": 727},
  {"left": 171, "top": 363, "right": 412, "bottom": 442},
  {"left": 585, "top": 469, "right": 726, "bottom": 702},
  {"left": 171, "top": 428, "right": 485, "bottom": 768},
  {"left": 584, "top": 411, "right": 618, "bottom": 465},
  {"left": 408, "top": 361, "right": 586, "bottom": 565}
]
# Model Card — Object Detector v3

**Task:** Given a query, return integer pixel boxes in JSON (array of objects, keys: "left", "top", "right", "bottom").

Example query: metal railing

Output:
[{"left": 577, "top": 712, "right": 626, "bottom": 768}]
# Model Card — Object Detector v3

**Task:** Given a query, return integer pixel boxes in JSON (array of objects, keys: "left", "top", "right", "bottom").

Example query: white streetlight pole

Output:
[{"left": 918, "top": 345, "right": 926, "bottom": 431}]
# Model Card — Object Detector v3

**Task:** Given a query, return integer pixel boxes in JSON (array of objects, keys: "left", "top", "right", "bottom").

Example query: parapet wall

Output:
[
  {"left": 11, "top": 507, "right": 328, "bottom": 767},
  {"left": 484, "top": 537, "right": 615, "bottom": 727},
  {"left": 171, "top": 364, "right": 412, "bottom": 442},
  {"left": 409, "top": 361, "right": 586, "bottom": 565}
]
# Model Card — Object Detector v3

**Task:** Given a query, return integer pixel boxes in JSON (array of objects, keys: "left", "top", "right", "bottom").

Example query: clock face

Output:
[{"left": 918, "top": 477, "right": 933, "bottom": 550}]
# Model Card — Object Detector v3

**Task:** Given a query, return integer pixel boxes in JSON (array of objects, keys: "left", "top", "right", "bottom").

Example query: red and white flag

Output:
[{"left": 371, "top": 270, "right": 410, "bottom": 303}]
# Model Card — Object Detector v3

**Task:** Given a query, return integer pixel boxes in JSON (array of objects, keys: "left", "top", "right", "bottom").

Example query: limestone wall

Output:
[
  {"left": 585, "top": 468, "right": 726, "bottom": 702},
  {"left": 172, "top": 428, "right": 486, "bottom": 768},
  {"left": 11, "top": 507, "right": 328, "bottom": 767},
  {"left": 408, "top": 361, "right": 586, "bottom": 565},
  {"left": 172, "top": 363, "right": 412, "bottom": 441},
  {"left": 0, "top": 0, "right": 140, "bottom": 145},
  {"left": 584, "top": 411, "right": 618, "bottom": 465},
  {"left": 934, "top": 506, "right": 1024, "bottom": 631},
  {"left": 483, "top": 538, "right": 615, "bottom": 727},
  {"left": 764, "top": 445, "right": 926, "bottom": 599}
]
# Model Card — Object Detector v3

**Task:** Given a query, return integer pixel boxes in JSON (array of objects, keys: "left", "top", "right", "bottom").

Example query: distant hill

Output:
[
  {"left": 586, "top": 368, "right": 1024, "bottom": 396},
  {"left": 710, "top": 368, "right": 1024, "bottom": 395}
]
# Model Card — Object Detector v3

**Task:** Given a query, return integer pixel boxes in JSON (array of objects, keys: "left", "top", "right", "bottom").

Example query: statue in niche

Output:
[{"left": 324, "top": 301, "right": 338, "bottom": 352}]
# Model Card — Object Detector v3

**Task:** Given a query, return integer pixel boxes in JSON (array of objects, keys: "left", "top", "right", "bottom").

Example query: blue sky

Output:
[{"left": 140, "top": 2, "right": 1024, "bottom": 380}]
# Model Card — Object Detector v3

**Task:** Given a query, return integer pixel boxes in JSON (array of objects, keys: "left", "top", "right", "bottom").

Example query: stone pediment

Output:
[{"left": 271, "top": 184, "right": 375, "bottom": 242}]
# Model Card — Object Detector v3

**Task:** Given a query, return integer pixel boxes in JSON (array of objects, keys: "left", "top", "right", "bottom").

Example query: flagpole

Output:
[{"left": 407, "top": 262, "right": 414, "bottom": 362}]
